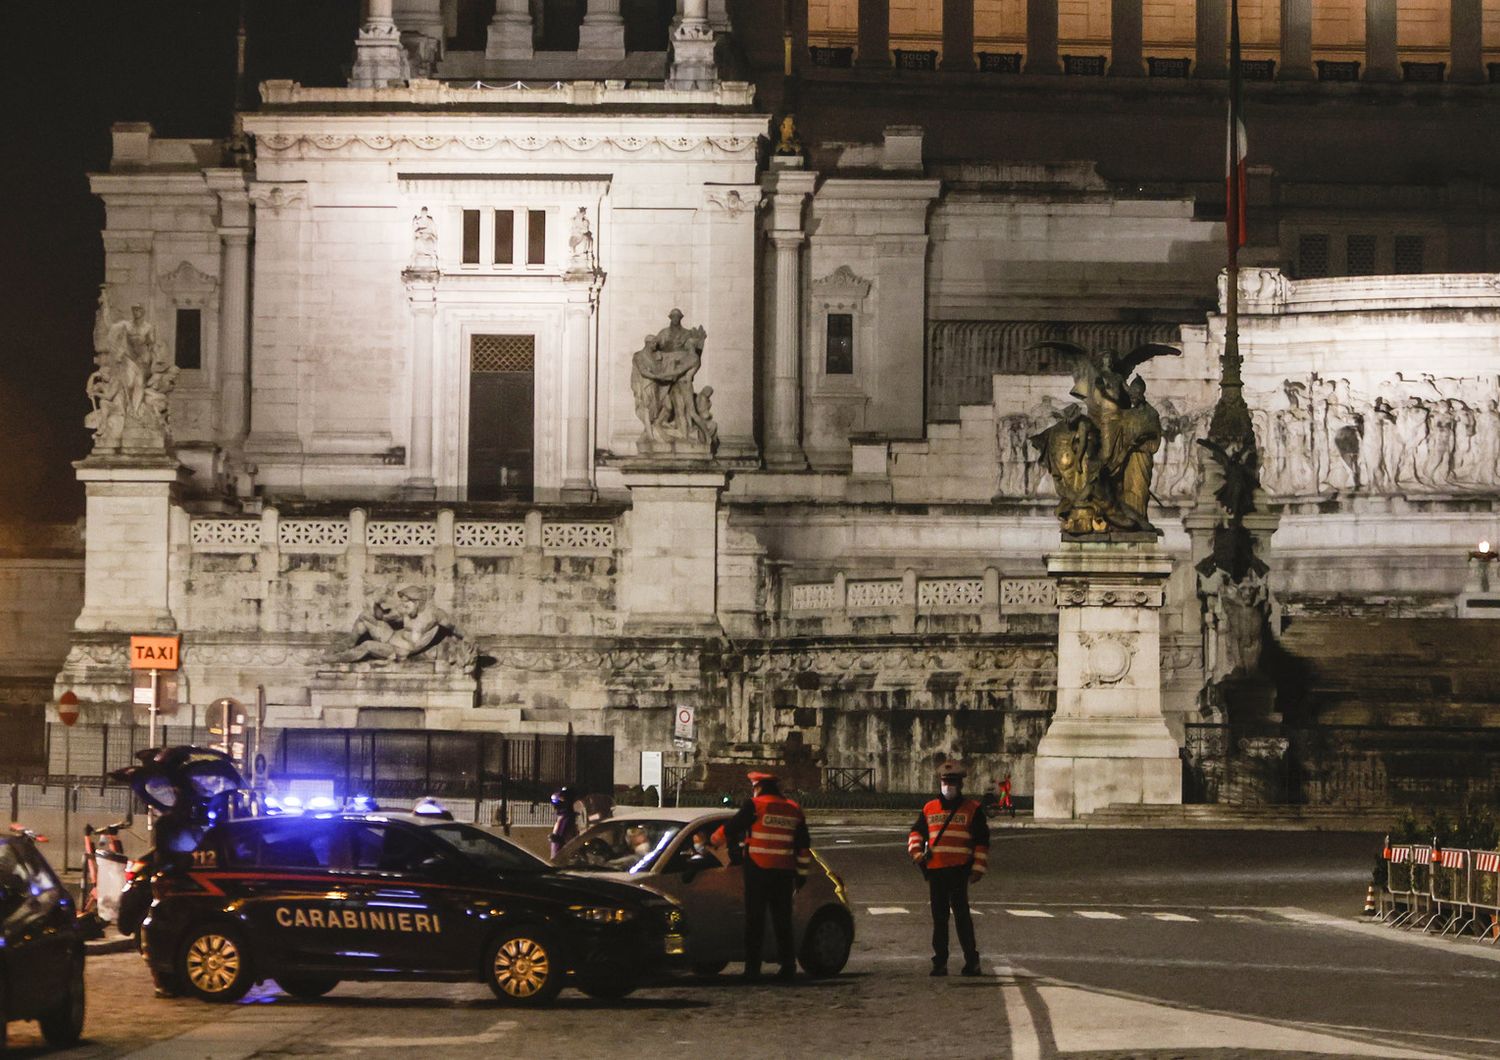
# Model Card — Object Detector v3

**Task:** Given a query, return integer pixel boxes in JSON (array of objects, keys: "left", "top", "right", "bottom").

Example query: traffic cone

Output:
[{"left": 1362, "top": 885, "right": 1377, "bottom": 916}]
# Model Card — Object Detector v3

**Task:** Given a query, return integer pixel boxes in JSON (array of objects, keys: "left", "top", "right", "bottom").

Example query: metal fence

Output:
[
  {"left": 275, "top": 728, "right": 614, "bottom": 805},
  {"left": 1379, "top": 842, "right": 1500, "bottom": 941},
  {"left": 1184, "top": 723, "right": 1500, "bottom": 808}
]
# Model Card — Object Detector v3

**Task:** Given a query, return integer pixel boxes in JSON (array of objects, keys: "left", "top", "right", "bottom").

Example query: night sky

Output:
[{"left": 2, "top": 2, "right": 360, "bottom": 522}]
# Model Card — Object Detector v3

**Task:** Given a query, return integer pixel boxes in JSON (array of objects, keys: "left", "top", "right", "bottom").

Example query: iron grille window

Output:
[
  {"left": 1297, "top": 234, "right": 1330, "bottom": 279},
  {"left": 894, "top": 49, "right": 938, "bottom": 71},
  {"left": 978, "top": 52, "right": 1022, "bottom": 72},
  {"left": 1241, "top": 58, "right": 1276, "bottom": 80},
  {"left": 174, "top": 308, "right": 202, "bottom": 370},
  {"left": 1393, "top": 235, "right": 1425, "bottom": 274},
  {"left": 1147, "top": 57, "right": 1191, "bottom": 78},
  {"left": 826, "top": 313, "right": 854, "bottom": 375},
  {"left": 494, "top": 209, "right": 515, "bottom": 265},
  {"left": 461, "top": 209, "right": 481, "bottom": 264},
  {"left": 1316, "top": 60, "right": 1360, "bottom": 81},
  {"left": 1063, "top": 54, "right": 1107, "bottom": 76},
  {"left": 471, "top": 334, "right": 536, "bottom": 373},
  {"left": 809, "top": 46, "right": 854, "bottom": 68},
  {"left": 1402, "top": 61, "right": 1445, "bottom": 82},
  {"left": 1346, "top": 234, "right": 1378, "bottom": 276}
]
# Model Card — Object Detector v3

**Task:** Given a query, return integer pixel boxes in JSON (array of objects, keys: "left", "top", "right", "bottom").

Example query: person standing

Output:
[
  {"left": 909, "top": 761, "right": 989, "bottom": 977},
  {"left": 548, "top": 786, "right": 580, "bottom": 859},
  {"left": 722, "top": 770, "right": 811, "bottom": 982}
]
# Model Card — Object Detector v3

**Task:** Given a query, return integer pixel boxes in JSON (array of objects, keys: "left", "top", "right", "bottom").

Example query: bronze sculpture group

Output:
[{"left": 1028, "top": 341, "right": 1180, "bottom": 537}]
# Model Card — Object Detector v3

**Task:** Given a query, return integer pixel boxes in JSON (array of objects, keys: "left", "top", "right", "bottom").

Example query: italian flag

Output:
[{"left": 1226, "top": 0, "right": 1247, "bottom": 250}]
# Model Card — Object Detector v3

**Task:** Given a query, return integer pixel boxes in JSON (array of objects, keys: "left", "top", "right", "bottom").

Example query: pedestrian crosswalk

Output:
[{"left": 856, "top": 904, "right": 1260, "bottom": 924}]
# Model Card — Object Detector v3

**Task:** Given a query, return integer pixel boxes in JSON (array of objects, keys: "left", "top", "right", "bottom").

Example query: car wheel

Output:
[
  {"left": 691, "top": 960, "right": 729, "bottom": 979},
  {"left": 798, "top": 911, "right": 853, "bottom": 978},
  {"left": 485, "top": 927, "right": 564, "bottom": 1006},
  {"left": 276, "top": 976, "right": 339, "bottom": 1000},
  {"left": 178, "top": 924, "right": 254, "bottom": 1002},
  {"left": 39, "top": 952, "right": 86, "bottom": 1047}
]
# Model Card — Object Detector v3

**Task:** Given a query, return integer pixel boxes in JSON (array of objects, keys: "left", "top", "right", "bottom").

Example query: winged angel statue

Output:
[{"left": 1028, "top": 341, "right": 1181, "bottom": 536}]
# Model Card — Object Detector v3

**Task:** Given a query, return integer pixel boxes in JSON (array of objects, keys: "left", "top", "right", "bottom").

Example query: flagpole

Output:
[{"left": 1209, "top": 0, "right": 1253, "bottom": 449}]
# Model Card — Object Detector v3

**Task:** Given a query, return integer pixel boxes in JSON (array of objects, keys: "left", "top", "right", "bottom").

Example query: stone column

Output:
[
  {"left": 1033, "top": 542, "right": 1182, "bottom": 820},
  {"left": 1278, "top": 0, "right": 1314, "bottom": 80},
  {"left": 487, "top": 0, "right": 534, "bottom": 60},
  {"left": 393, "top": 0, "right": 444, "bottom": 75},
  {"left": 1450, "top": 0, "right": 1484, "bottom": 83},
  {"left": 1024, "top": 0, "right": 1060, "bottom": 74},
  {"left": 579, "top": 0, "right": 625, "bottom": 60},
  {"left": 218, "top": 229, "right": 251, "bottom": 443},
  {"left": 403, "top": 271, "right": 437, "bottom": 494},
  {"left": 1194, "top": 0, "right": 1227, "bottom": 78},
  {"left": 1109, "top": 0, "right": 1144, "bottom": 76},
  {"left": 761, "top": 164, "right": 817, "bottom": 471},
  {"left": 207, "top": 169, "right": 252, "bottom": 444},
  {"left": 669, "top": 0, "right": 717, "bottom": 87},
  {"left": 562, "top": 284, "right": 595, "bottom": 495},
  {"left": 350, "top": 0, "right": 411, "bottom": 86},
  {"left": 942, "top": 0, "right": 975, "bottom": 70},
  {"left": 1363, "top": 0, "right": 1398, "bottom": 81},
  {"left": 857, "top": 0, "right": 891, "bottom": 67}
]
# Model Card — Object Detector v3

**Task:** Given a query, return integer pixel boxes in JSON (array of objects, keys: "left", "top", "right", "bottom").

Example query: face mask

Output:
[{"left": 940, "top": 783, "right": 959, "bottom": 800}]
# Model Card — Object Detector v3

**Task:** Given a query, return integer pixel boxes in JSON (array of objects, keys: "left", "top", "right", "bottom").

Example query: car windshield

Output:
[
  {"left": 555, "top": 819, "right": 683, "bottom": 874},
  {"left": 425, "top": 822, "right": 552, "bottom": 875}
]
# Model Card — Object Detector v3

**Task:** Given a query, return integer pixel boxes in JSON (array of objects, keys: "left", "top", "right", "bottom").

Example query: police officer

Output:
[
  {"left": 722, "top": 770, "right": 811, "bottom": 982},
  {"left": 908, "top": 760, "right": 989, "bottom": 977}
]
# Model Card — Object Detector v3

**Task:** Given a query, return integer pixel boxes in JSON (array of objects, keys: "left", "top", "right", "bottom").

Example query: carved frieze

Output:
[{"left": 254, "top": 132, "right": 759, "bottom": 159}]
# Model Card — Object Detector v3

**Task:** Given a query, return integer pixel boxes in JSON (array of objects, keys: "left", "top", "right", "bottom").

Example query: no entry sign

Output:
[{"left": 674, "top": 706, "right": 696, "bottom": 745}]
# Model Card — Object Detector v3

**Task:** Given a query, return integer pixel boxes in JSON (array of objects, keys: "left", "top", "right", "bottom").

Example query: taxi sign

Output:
[{"left": 130, "top": 635, "right": 180, "bottom": 670}]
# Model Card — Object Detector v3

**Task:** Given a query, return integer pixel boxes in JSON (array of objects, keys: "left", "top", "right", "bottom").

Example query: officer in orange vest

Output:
[
  {"left": 721, "top": 769, "right": 812, "bottom": 982},
  {"left": 908, "top": 760, "right": 989, "bottom": 977}
]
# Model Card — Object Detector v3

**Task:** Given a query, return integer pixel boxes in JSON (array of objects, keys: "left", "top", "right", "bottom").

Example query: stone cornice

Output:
[
  {"left": 257, "top": 77, "right": 758, "bottom": 109},
  {"left": 245, "top": 111, "right": 768, "bottom": 163}
]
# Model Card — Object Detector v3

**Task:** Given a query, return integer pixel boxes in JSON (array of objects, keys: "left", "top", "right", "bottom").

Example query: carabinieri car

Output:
[{"left": 142, "top": 810, "right": 686, "bottom": 1005}]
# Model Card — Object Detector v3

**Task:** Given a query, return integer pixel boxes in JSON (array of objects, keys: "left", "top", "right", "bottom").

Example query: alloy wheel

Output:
[{"left": 185, "top": 933, "right": 244, "bottom": 995}]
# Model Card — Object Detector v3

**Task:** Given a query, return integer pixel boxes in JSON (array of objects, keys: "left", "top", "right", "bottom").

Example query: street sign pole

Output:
[{"left": 148, "top": 668, "right": 159, "bottom": 748}]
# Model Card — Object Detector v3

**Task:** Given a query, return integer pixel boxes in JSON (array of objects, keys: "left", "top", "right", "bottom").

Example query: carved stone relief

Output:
[{"left": 1078, "top": 632, "right": 1137, "bottom": 688}]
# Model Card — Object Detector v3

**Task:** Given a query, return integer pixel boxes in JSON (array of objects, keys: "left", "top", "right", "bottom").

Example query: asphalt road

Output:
[{"left": 10, "top": 827, "right": 1500, "bottom": 1059}]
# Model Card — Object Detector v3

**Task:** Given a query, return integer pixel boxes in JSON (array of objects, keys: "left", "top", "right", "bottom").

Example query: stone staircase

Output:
[
  {"left": 1274, "top": 616, "right": 1500, "bottom": 727},
  {"left": 1078, "top": 802, "right": 1398, "bottom": 829}
]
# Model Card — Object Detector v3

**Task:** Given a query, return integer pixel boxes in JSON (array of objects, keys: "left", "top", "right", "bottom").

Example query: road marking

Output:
[
  {"left": 1075, "top": 910, "right": 1125, "bottom": 920},
  {"left": 867, "top": 906, "right": 910, "bottom": 915},
  {"left": 333, "top": 1018, "right": 517, "bottom": 1048},
  {"left": 1150, "top": 912, "right": 1197, "bottom": 922},
  {"left": 1214, "top": 913, "right": 1254, "bottom": 920},
  {"left": 1008, "top": 909, "right": 1055, "bottom": 918},
  {"left": 993, "top": 963, "right": 1043, "bottom": 1060}
]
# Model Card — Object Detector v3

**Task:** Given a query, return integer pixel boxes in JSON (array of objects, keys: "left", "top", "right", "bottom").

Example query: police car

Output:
[{"left": 141, "top": 808, "right": 686, "bottom": 1006}]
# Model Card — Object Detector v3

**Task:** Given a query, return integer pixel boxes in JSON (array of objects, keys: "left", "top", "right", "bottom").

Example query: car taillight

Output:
[{"left": 125, "top": 859, "right": 147, "bottom": 883}]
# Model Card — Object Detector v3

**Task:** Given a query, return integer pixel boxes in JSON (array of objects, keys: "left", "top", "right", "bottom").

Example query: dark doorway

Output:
[
  {"left": 468, "top": 334, "right": 535, "bottom": 501},
  {"left": 623, "top": 0, "right": 676, "bottom": 51}
]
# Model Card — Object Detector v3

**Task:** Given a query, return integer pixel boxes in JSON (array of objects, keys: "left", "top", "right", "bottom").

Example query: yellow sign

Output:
[{"left": 129, "top": 635, "right": 180, "bottom": 671}]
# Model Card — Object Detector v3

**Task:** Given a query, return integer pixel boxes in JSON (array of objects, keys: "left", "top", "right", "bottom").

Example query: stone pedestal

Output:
[
  {"left": 578, "top": 0, "right": 626, "bottom": 60},
  {"left": 486, "top": 0, "right": 534, "bottom": 60},
  {"left": 1033, "top": 541, "right": 1182, "bottom": 820},
  {"left": 619, "top": 464, "right": 726, "bottom": 634},
  {"left": 668, "top": 9, "right": 718, "bottom": 89},
  {"left": 309, "top": 663, "right": 478, "bottom": 725},
  {"left": 350, "top": 1, "right": 411, "bottom": 88},
  {"left": 73, "top": 455, "right": 189, "bottom": 632}
]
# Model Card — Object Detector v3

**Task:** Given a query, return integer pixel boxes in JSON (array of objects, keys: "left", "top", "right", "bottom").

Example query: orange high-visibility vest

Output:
[
  {"left": 914, "top": 798, "right": 988, "bottom": 873},
  {"left": 747, "top": 794, "right": 809, "bottom": 873}
]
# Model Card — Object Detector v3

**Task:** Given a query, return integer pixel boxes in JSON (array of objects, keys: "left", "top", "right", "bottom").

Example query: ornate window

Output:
[
  {"left": 825, "top": 313, "right": 854, "bottom": 375},
  {"left": 810, "top": 266, "right": 872, "bottom": 385},
  {"left": 175, "top": 309, "right": 202, "bottom": 370}
]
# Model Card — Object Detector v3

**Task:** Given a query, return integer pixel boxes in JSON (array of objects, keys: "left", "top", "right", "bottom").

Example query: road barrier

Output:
[{"left": 1379, "top": 838, "right": 1500, "bottom": 943}]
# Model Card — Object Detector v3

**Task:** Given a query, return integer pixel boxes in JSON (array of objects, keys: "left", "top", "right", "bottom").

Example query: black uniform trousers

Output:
[
  {"left": 926, "top": 864, "right": 978, "bottom": 966},
  {"left": 743, "top": 860, "right": 797, "bottom": 973}
]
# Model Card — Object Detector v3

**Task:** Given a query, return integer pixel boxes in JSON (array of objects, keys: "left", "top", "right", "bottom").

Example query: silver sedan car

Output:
[{"left": 553, "top": 807, "right": 854, "bottom": 978}]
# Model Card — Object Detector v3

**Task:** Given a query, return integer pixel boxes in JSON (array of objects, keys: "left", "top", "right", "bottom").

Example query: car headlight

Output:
[{"left": 569, "top": 904, "right": 636, "bottom": 924}]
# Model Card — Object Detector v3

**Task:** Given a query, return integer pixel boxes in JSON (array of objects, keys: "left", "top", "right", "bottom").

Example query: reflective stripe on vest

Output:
[
  {"left": 748, "top": 794, "right": 806, "bottom": 871},
  {"left": 921, "top": 798, "right": 984, "bottom": 869}
]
